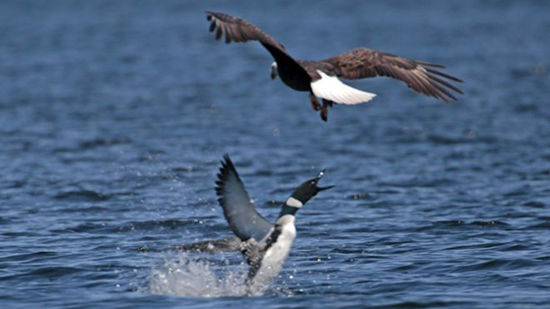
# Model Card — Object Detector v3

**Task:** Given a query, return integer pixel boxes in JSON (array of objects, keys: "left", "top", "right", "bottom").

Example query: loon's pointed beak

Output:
[{"left": 317, "top": 185, "right": 334, "bottom": 192}]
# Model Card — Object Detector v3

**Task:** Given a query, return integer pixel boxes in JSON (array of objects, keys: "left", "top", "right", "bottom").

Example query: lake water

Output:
[{"left": 1, "top": 0, "right": 549, "bottom": 308}]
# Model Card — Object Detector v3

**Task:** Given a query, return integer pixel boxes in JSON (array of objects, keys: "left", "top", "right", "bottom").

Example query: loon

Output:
[
  {"left": 173, "top": 154, "right": 333, "bottom": 294},
  {"left": 205, "top": 11, "right": 463, "bottom": 121}
]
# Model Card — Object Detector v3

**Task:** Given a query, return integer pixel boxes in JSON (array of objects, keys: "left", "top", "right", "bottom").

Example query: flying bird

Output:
[
  {"left": 205, "top": 11, "right": 463, "bottom": 121},
  {"left": 170, "top": 154, "right": 332, "bottom": 295}
]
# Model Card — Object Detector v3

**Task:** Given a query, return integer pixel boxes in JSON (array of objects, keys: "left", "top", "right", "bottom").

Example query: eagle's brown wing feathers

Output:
[
  {"left": 325, "top": 48, "right": 463, "bottom": 102},
  {"left": 206, "top": 11, "right": 286, "bottom": 52},
  {"left": 206, "top": 11, "right": 312, "bottom": 89},
  {"left": 206, "top": 13, "right": 463, "bottom": 103}
]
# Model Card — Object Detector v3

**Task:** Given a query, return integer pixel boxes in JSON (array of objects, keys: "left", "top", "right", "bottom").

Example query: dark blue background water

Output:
[{"left": 1, "top": 0, "right": 549, "bottom": 308}]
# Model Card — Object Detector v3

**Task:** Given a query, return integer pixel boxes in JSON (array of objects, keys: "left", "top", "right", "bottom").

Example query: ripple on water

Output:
[
  {"left": 0, "top": 251, "right": 57, "bottom": 263},
  {"left": 49, "top": 219, "right": 203, "bottom": 234},
  {"left": 27, "top": 266, "right": 83, "bottom": 280},
  {"left": 54, "top": 190, "right": 111, "bottom": 202},
  {"left": 456, "top": 258, "right": 538, "bottom": 272}
]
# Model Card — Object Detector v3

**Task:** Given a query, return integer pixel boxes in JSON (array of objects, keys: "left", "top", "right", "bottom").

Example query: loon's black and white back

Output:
[{"left": 174, "top": 154, "right": 332, "bottom": 294}]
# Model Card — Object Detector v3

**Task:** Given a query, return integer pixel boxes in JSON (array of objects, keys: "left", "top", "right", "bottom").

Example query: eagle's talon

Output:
[
  {"left": 320, "top": 99, "right": 333, "bottom": 122},
  {"left": 320, "top": 106, "right": 328, "bottom": 122},
  {"left": 310, "top": 95, "right": 321, "bottom": 111}
]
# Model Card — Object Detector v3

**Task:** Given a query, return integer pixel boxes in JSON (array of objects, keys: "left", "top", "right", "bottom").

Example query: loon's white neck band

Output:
[{"left": 286, "top": 197, "right": 303, "bottom": 208}]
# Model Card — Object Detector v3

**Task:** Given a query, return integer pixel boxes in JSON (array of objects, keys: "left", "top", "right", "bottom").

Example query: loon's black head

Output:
[
  {"left": 279, "top": 170, "right": 333, "bottom": 218},
  {"left": 279, "top": 170, "right": 334, "bottom": 218},
  {"left": 291, "top": 170, "right": 333, "bottom": 205}
]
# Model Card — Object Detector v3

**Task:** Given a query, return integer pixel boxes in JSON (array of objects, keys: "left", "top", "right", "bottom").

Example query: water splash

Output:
[{"left": 149, "top": 253, "right": 250, "bottom": 297}]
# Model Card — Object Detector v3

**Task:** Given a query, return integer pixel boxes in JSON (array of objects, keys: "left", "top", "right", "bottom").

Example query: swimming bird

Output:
[
  {"left": 205, "top": 11, "right": 463, "bottom": 121},
  {"left": 172, "top": 154, "right": 332, "bottom": 294}
]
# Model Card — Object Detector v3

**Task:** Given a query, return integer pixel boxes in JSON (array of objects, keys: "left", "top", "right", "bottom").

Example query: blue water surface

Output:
[{"left": 1, "top": 0, "right": 550, "bottom": 308}]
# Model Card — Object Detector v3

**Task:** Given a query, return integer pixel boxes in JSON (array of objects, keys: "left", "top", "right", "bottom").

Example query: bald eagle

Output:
[{"left": 206, "top": 11, "right": 463, "bottom": 121}]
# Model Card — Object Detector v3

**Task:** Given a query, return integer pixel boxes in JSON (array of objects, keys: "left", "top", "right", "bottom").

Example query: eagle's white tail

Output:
[{"left": 311, "top": 70, "right": 376, "bottom": 105}]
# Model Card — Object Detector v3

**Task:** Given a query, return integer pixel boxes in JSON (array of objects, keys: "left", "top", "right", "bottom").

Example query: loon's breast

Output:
[
  {"left": 247, "top": 217, "right": 296, "bottom": 293},
  {"left": 262, "top": 221, "right": 296, "bottom": 267}
]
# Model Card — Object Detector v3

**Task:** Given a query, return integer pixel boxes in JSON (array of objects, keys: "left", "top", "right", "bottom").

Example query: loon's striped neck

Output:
[{"left": 278, "top": 197, "right": 303, "bottom": 218}]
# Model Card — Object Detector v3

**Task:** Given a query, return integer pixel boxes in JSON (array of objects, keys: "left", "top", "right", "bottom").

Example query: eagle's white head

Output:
[{"left": 270, "top": 62, "right": 278, "bottom": 80}]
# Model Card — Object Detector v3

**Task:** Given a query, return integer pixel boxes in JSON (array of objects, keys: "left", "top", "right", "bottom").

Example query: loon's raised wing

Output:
[{"left": 215, "top": 154, "right": 273, "bottom": 242}]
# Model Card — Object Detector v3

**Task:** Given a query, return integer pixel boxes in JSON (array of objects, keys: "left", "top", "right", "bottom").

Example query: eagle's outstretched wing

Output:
[
  {"left": 324, "top": 48, "right": 463, "bottom": 102},
  {"left": 205, "top": 11, "right": 310, "bottom": 82},
  {"left": 206, "top": 11, "right": 285, "bottom": 49}
]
